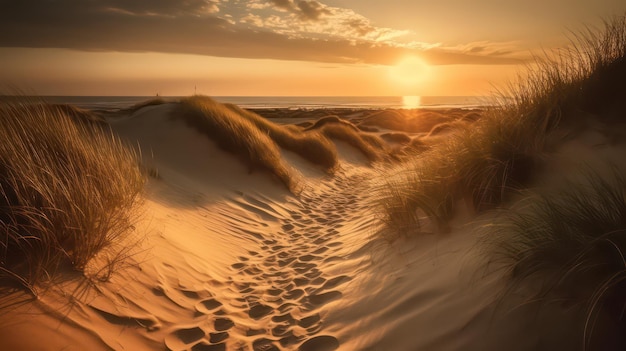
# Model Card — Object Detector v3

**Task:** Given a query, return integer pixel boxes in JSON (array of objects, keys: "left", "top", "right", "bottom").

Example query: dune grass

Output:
[
  {"left": 485, "top": 171, "right": 626, "bottom": 348},
  {"left": 378, "top": 14, "right": 626, "bottom": 237},
  {"left": 176, "top": 96, "right": 298, "bottom": 190},
  {"left": 123, "top": 98, "right": 169, "bottom": 115},
  {"left": 0, "top": 101, "right": 144, "bottom": 292},
  {"left": 224, "top": 103, "right": 339, "bottom": 172},
  {"left": 380, "top": 132, "right": 412, "bottom": 145},
  {"left": 316, "top": 124, "right": 384, "bottom": 163},
  {"left": 360, "top": 109, "right": 452, "bottom": 133}
]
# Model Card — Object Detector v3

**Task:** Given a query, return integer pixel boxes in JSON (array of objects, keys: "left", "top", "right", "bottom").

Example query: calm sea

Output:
[{"left": 32, "top": 96, "right": 489, "bottom": 110}]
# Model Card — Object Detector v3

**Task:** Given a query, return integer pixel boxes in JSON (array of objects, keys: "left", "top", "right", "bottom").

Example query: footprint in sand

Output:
[
  {"left": 191, "top": 342, "right": 227, "bottom": 351},
  {"left": 297, "top": 314, "right": 321, "bottom": 328},
  {"left": 209, "top": 332, "right": 229, "bottom": 343},
  {"left": 283, "top": 288, "right": 304, "bottom": 300},
  {"left": 253, "top": 338, "right": 280, "bottom": 351},
  {"left": 214, "top": 317, "right": 235, "bottom": 331},
  {"left": 249, "top": 303, "right": 273, "bottom": 319},
  {"left": 299, "top": 335, "right": 340, "bottom": 351},
  {"left": 306, "top": 291, "right": 342, "bottom": 307},
  {"left": 195, "top": 298, "right": 223, "bottom": 314},
  {"left": 165, "top": 326, "right": 205, "bottom": 351}
]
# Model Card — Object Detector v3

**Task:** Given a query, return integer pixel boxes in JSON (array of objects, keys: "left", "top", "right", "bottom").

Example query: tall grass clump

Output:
[
  {"left": 0, "top": 101, "right": 144, "bottom": 291},
  {"left": 316, "top": 124, "right": 384, "bottom": 163},
  {"left": 486, "top": 171, "right": 626, "bottom": 349},
  {"left": 378, "top": 14, "right": 626, "bottom": 237},
  {"left": 176, "top": 96, "right": 297, "bottom": 190},
  {"left": 225, "top": 103, "right": 338, "bottom": 172},
  {"left": 122, "top": 98, "right": 168, "bottom": 115}
]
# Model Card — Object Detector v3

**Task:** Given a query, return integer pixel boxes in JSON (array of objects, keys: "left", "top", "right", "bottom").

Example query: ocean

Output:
[{"left": 33, "top": 96, "right": 490, "bottom": 111}]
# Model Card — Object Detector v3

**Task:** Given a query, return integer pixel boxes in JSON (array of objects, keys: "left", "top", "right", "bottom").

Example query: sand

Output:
[{"left": 0, "top": 102, "right": 621, "bottom": 350}]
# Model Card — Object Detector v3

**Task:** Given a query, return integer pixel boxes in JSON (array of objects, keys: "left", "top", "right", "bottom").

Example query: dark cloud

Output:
[
  {"left": 0, "top": 0, "right": 523, "bottom": 65},
  {"left": 105, "top": 0, "right": 218, "bottom": 15},
  {"left": 343, "top": 18, "right": 376, "bottom": 36},
  {"left": 296, "top": 1, "right": 331, "bottom": 21},
  {"left": 468, "top": 46, "right": 486, "bottom": 53},
  {"left": 268, "top": 0, "right": 294, "bottom": 10}
]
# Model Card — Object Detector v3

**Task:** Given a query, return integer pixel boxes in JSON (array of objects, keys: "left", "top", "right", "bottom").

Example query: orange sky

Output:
[{"left": 1, "top": 0, "right": 625, "bottom": 96}]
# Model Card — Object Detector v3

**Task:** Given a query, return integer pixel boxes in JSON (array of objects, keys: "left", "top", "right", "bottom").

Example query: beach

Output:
[{"left": 1, "top": 89, "right": 624, "bottom": 350}]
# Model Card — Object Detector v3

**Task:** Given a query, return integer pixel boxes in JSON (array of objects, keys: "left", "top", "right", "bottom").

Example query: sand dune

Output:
[
  {"left": 3, "top": 17, "right": 626, "bottom": 348},
  {"left": 1, "top": 95, "right": 622, "bottom": 350},
  {"left": 0, "top": 82, "right": 618, "bottom": 351}
]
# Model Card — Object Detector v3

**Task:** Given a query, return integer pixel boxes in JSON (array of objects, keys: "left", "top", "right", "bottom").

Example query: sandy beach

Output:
[{"left": 1, "top": 87, "right": 625, "bottom": 351}]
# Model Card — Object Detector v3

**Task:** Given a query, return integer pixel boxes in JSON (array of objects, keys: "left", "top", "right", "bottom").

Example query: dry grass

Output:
[
  {"left": 224, "top": 103, "right": 338, "bottom": 172},
  {"left": 123, "top": 98, "right": 169, "bottom": 115},
  {"left": 484, "top": 171, "right": 626, "bottom": 349},
  {"left": 378, "top": 14, "right": 626, "bottom": 237},
  {"left": 316, "top": 123, "right": 384, "bottom": 163},
  {"left": 380, "top": 132, "right": 412, "bottom": 145},
  {"left": 360, "top": 109, "right": 452, "bottom": 133},
  {"left": 0, "top": 101, "right": 144, "bottom": 292},
  {"left": 176, "top": 96, "right": 297, "bottom": 190}
]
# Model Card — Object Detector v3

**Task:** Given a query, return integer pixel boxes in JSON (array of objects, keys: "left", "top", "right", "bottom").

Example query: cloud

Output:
[
  {"left": 268, "top": 0, "right": 294, "bottom": 10},
  {"left": 0, "top": 0, "right": 525, "bottom": 66},
  {"left": 102, "top": 0, "right": 220, "bottom": 16},
  {"left": 296, "top": 1, "right": 331, "bottom": 21}
]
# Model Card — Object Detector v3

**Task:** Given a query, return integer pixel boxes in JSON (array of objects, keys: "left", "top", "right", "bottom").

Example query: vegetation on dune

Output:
[
  {"left": 46, "top": 104, "right": 107, "bottom": 126},
  {"left": 224, "top": 103, "right": 339, "bottom": 172},
  {"left": 123, "top": 98, "right": 169, "bottom": 115},
  {"left": 177, "top": 96, "right": 298, "bottom": 190},
  {"left": 485, "top": 172, "right": 626, "bottom": 349},
  {"left": 0, "top": 101, "right": 144, "bottom": 291},
  {"left": 380, "top": 132, "right": 412, "bottom": 145},
  {"left": 379, "top": 14, "right": 626, "bottom": 237},
  {"left": 316, "top": 123, "right": 384, "bottom": 163},
  {"left": 360, "top": 109, "right": 454, "bottom": 133},
  {"left": 303, "top": 115, "right": 360, "bottom": 132}
]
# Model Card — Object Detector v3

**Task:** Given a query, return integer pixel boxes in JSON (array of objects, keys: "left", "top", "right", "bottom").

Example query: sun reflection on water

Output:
[{"left": 402, "top": 95, "right": 421, "bottom": 109}]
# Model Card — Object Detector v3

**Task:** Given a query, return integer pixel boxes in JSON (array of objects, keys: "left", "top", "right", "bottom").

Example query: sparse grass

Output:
[
  {"left": 0, "top": 100, "right": 144, "bottom": 292},
  {"left": 123, "top": 98, "right": 168, "bottom": 115},
  {"left": 380, "top": 132, "right": 412, "bottom": 145},
  {"left": 316, "top": 123, "right": 383, "bottom": 163},
  {"left": 225, "top": 103, "right": 338, "bottom": 172},
  {"left": 427, "top": 120, "right": 468, "bottom": 137},
  {"left": 378, "top": 14, "right": 626, "bottom": 237},
  {"left": 360, "top": 109, "right": 452, "bottom": 133},
  {"left": 485, "top": 171, "right": 626, "bottom": 349},
  {"left": 176, "top": 96, "right": 297, "bottom": 190}
]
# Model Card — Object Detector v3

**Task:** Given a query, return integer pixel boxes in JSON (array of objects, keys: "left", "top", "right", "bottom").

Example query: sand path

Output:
[{"left": 154, "top": 167, "right": 373, "bottom": 351}]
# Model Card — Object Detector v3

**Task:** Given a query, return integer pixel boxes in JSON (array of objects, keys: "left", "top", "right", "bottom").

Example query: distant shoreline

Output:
[{"left": 0, "top": 95, "right": 491, "bottom": 111}]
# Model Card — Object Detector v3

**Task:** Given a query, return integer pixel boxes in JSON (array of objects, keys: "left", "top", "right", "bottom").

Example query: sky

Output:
[{"left": 0, "top": 0, "right": 625, "bottom": 96}]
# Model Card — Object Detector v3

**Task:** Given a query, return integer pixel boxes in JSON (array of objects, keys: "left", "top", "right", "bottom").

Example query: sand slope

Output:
[{"left": 1, "top": 103, "right": 622, "bottom": 350}]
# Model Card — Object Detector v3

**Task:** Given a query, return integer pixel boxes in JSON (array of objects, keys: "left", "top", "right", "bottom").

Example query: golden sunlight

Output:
[
  {"left": 402, "top": 95, "right": 422, "bottom": 108},
  {"left": 389, "top": 56, "right": 431, "bottom": 86}
]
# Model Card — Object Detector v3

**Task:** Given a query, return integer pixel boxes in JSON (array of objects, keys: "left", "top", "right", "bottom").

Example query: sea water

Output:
[{"left": 24, "top": 96, "right": 490, "bottom": 111}]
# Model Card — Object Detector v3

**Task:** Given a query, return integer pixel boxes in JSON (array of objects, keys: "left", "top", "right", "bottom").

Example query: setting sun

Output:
[
  {"left": 389, "top": 56, "right": 431, "bottom": 87},
  {"left": 402, "top": 95, "right": 422, "bottom": 108}
]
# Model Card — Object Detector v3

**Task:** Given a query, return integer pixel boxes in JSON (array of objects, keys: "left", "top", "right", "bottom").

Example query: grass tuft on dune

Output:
[
  {"left": 486, "top": 171, "right": 626, "bottom": 347},
  {"left": 224, "top": 103, "right": 339, "bottom": 172},
  {"left": 176, "top": 96, "right": 298, "bottom": 190},
  {"left": 379, "top": 14, "right": 626, "bottom": 236},
  {"left": 0, "top": 101, "right": 144, "bottom": 291},
  {"left": 316, "top": 124, "right": 385, "bottom": 163}
]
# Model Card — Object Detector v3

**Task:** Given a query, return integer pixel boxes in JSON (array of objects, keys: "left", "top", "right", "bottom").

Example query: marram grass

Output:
[
  {"left": 176, "top": 96, "right": 298, "bottom": 191},
  {"left": 378, "top": 14, "right": 626, "bottom": 237},
  {"left": 484, "top": 171, "right": 626, "bottom": 349},
  {"left": 0, "top": 101, "right": 144, "bottom": 292}
]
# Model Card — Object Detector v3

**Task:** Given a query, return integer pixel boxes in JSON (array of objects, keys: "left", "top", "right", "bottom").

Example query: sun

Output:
[
  {"left": 402, "top": 95, "right": 421, "bottom": 108},
  {"left": 389, "top": 56, "right": 430, "bottom": 87}
]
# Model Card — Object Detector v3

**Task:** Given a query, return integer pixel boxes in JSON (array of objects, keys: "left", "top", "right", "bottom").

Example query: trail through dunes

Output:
[{"left": 0, "top": 102, "right": 607, "bottom": 351}]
